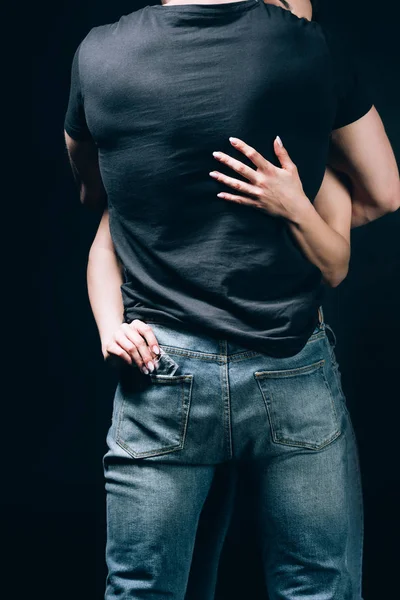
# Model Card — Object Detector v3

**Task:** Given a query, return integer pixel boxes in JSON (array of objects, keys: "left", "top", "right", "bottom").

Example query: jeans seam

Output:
[
  {"left": 254, "top": 358, "right": 325, "bottom": 379},
  {"left": 219, "top": 340, "right": 233, "bottom": 460}
]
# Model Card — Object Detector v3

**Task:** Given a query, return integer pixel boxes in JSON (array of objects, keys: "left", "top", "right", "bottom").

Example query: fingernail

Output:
[
  {"left": 147, "top": 361, "right": 155, "bottom": 372},
  {"left": 152, "top": 345, "right": 160, "bottom": 355},
  {"left": 276, "top": 136, "right": 283, "bottom": 147},
  {"left": 209, "top": 171, "right": 218, "bottom": 177},
  {"left": 229, "top": 137, "right": 238, "bottom": 145},
  {"left": 142, "top": 366, "right": 149, "bottom": 375},
  {"left": 212, "top": 151, "right": 221, "bottom": 157}
]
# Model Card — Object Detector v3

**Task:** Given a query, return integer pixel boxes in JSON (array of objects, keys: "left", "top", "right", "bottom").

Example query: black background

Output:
[{"left": 25, "top": 1, "right": 400, "bottom": 598}]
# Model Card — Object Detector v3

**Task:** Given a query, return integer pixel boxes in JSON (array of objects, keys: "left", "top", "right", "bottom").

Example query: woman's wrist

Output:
[
  {"left": 99, "top": 316, "right": 125, "bottom": 351},
  {"left": 281, "top": 192, "right": 314, "bottom": 225}
]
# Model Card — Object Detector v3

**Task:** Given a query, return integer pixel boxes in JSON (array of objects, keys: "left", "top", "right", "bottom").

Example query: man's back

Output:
[{"left": 65, "top": 0, "right": 372, "bottom": 357}]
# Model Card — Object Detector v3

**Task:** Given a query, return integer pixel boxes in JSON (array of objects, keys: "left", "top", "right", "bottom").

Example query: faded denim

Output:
[{"left": 103, "top": 307, "right": 363, "bottom": 599}]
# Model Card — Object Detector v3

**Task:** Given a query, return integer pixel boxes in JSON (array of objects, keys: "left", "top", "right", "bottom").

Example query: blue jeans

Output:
[{"left": 103, "top": 307, "right": 364, "bottom": 599}]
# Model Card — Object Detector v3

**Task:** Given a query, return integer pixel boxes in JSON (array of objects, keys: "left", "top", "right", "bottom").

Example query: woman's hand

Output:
[
  {"left": 102, "top": 319, "right": 161, "bottom": 375},
  {"left": 209, "top": 136, "right": 310, "bottom": 222}
]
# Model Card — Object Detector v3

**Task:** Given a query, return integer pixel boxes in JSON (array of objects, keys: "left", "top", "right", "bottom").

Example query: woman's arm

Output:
[
  {"left": 210, "top": 136, "right": 351, "bottom": 287},
  {"left": 87, "top": 209, "right": 125, "bottom": 354},
  {"left": 286, "top": 165, "right": 351, "bottom": 287},
  {"left": 87, "top": 210, "right": 161, "bottom": 373}
]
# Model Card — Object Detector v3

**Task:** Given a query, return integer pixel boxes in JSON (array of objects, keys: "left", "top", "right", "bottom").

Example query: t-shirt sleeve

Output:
[
  {"left": 64, "top": 42, "right": 92, "bottom": 141},
  {"left": 325, "top": 30, "right": 374, "bottom": 131}
]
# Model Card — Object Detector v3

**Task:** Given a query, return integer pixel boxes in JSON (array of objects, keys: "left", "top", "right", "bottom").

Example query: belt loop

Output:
[
  {"left": 318, "top": 305, "right": 325, "bottom": 329},
  {"left": 325, "top": 322, "right": 337, "bottom": 349}
]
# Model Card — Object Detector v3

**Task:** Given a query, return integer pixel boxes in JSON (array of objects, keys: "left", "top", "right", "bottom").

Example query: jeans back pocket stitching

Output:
[{"left": 254, "top": 358, "right": 325, "bottom": 379}]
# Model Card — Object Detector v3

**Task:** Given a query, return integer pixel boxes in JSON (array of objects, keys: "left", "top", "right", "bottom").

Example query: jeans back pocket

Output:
[
  {"left": 254, "top": 359, "right": 341, "bottom": 451},
  {"left": 115, "top": 354, "right": 193, "bottom": 459}
]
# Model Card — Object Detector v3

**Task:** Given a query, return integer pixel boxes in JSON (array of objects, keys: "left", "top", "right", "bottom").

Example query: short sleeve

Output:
[
  {"left": 324, "top": 29, "right": 374, "bottom": 131},
  {"left": 64, "top": 43, "right": 92, "bottom": 141}
]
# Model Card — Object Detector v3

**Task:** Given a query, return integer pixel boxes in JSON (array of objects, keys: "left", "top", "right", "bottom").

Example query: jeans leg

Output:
[
  {"left": 185, "top": 461, "right": 239, "bottom": 600},
  {"left": 325, "top": 324, "right": 364, "bottom": 599},
  {"left": 103, "top": 449, "right": 216, "bottom": 599},
  {"left": 343, "top": 411, "right": 364, "bottom": 600},
  {"left": 250, "top": 430, "right": 355, "bottom": 599},
  {"left": 239, "top": 327, "right": 363, "bottom": 599},
  {"left": 102, "top": 325, "right": 234, "bottom": 599}
]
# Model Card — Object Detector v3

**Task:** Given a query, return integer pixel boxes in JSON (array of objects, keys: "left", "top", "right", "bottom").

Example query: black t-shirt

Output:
[{"left": 64, "top": 0, "right": 373, "bottom": 357}]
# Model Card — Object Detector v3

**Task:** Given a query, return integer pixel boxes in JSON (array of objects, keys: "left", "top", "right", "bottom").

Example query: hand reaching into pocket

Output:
[{"left": 102, "top": 319, "right": 161, "bottom": 375}]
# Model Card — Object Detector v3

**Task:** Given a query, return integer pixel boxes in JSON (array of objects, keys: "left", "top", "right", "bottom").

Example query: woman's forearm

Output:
[
  {"left": 86, "top": 210, "right": 161, "bottom": 370},
  {"left": 285, "top": 197, "right": 350, "bottom": 288},
  {"left": 87, "top": 246, "right": 125, "bottom": 350},
  {"left": 87, "top": 209, "right": 126, "bottom": 351}
]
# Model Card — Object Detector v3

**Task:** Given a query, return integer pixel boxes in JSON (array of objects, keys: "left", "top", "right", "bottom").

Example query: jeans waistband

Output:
[{"left": 145, "top": 305, "right": 329, "bottom": 358}]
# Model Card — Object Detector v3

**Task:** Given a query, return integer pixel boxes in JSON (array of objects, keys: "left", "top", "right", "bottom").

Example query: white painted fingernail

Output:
[
  {"left": 142, "top": 366, "right": 149, "bottom": 375},
  {"left": 147, "top": 361, "right": 155, "bottom": 372},
  {"left": 152, "top": 345, "right": 160, "bottom": 355},
  {"left": 276, "top": 136, "right": 283, "bottom": 147}
]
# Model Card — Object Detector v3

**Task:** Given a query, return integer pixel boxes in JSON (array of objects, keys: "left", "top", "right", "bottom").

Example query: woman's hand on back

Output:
[{"left": 209, "top": 136, "right": 310, "bottom": 222}]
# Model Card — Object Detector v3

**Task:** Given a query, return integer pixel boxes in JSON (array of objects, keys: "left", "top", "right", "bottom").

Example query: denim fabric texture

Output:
[{"left": 103, "top": 307, "right": 364, "bottom": 599}]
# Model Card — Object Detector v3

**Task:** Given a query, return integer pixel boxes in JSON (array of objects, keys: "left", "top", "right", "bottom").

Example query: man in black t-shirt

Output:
[
  {"left": 64, "top": 0, "right": 398, "bottom": 357},
  {"left": 64, "top": 1, "right": 399, "bottom": 598}
]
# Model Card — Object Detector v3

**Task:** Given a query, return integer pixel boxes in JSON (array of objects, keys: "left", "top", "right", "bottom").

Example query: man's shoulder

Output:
[{"left": 81, "top": 6, "right": 148, "bottom": 52}]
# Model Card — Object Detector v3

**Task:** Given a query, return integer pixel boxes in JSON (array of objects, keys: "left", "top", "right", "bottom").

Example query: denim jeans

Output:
[{"left": 103, "top": 307, "right": 364, "bottom": 599}]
